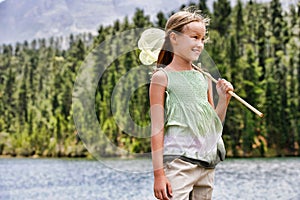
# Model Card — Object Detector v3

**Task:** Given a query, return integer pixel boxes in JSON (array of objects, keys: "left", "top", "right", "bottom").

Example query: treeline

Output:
[{"left": 0, "top": 0, "right": 299, "bottom": 158}]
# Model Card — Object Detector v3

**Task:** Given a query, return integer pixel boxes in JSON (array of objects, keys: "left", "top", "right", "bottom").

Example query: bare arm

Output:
[
  {"left": 207, "top": 78, "right": 233, "bottom": 122},
  {"left": 207, "top": 78, "right": 215, "bottom": 108},
  {"left": 149, "top": 70, "right": 172, "bottom": 200}
]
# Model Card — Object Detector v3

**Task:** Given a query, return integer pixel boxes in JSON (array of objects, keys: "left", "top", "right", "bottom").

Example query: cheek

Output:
[
  {"left": 174, "top": 38, "right": 189, "bottom": 51},
  {"left": 181, "top": 39, "right": 193, "bottom": 49}
]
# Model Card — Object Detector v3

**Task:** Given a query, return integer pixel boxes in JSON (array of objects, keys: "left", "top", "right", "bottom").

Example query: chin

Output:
[{"left": 192, "top": 56, "right": 200, "bottom": 62}]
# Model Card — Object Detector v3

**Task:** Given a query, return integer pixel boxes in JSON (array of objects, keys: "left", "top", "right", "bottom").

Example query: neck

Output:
[{"left": 169, "top": 55, "right": 193, "bottom": 71}]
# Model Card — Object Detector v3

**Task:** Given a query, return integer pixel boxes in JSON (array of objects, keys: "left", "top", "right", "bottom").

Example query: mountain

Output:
[
  {"left": 0, "top": 0, "right": 200, "bottom": 45},
  {"left": 0, "top": 0, "right": 296, "bottom": 45}
]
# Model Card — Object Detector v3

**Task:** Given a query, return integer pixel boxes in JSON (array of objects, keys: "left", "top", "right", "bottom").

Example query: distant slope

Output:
[
  {"left": 0, "top": 0, "right": 198, "bottom": 44},
  {"left": 0, "top": 0, "right": 296, "bottom": 45}
]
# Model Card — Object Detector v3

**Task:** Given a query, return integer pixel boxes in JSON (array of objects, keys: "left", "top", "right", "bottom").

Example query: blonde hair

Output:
[
  {"left": 157, "top": 7, "right": 209, "bottom": 68},
  {"left": 166, "top": 7, "right": 209, "bottom": 34}
]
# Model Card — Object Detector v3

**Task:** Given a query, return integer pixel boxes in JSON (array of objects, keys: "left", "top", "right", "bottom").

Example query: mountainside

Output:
[
  {"left": 0, "top": 0, "right": 199, "bottom": 44},
  {"left": 0, "top": 0, "right": 296, "bottom": 45}
]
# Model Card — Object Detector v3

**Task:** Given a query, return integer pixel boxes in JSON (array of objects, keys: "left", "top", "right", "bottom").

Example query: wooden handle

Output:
[
  {"left": 193, "top": 64, "right": 264, "bottom": 118},
  {"left": 228, "top": 91, "right": 264, "bottom": 117}
]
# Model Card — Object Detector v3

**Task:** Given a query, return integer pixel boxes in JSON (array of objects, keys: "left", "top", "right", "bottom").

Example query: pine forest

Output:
[{"left": 0, "top": 0, "right": 299, "bottom": 158}]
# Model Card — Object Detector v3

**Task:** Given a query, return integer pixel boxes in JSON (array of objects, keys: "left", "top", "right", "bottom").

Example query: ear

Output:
[{"left": 169, "top": 32, "right": 177, "bottom": 45}]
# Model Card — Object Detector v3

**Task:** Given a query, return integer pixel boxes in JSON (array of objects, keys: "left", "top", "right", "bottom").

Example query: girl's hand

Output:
[
  {"left": 216, "top": 78, "right": 234, "bottom": 105},
  {"left": 154, "top": 174, "right": 173, "bottom": 200}
]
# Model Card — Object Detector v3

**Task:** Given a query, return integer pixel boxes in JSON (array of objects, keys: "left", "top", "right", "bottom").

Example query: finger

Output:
[
  {"left": 167, "top": 182, "right": 173, "bottom": 197},
  {"left": 217, "top": 78, "right": 226, "bottom": 88},
  {"left": 225, "top": 83, "right": 234, "bottom": 92},
  {"left": 155, "top": 190, "right": 170, "bottom": 200},
  {"left": 162, "top": 190, "right": 170, "bottom": 200},
  {"left": 219, "top": 80, "right": 233, "bottom": 91},
  {"left": 154, "top": 191, "right": 162, "bottom": 200},
  {"left": 217, "top": 78, "right": 223, "bottom": 85}
]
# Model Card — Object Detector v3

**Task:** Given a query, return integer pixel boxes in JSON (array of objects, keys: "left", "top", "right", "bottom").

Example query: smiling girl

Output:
[{"left": 149, "top": 8, "right": 234, "bottom": 200}]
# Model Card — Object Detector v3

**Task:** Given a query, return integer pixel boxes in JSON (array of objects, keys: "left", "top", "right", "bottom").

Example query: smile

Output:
[{"left": 192, "top": 48, "right": 201, "bottom": 54}]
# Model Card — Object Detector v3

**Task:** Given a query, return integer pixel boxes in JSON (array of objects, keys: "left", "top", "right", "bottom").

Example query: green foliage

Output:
[
  {"left": 0, "top": 2, "right": 299, "bottom": 158},
  {"left": 211, "top": 0, "right": 232, "bottom": 36}
]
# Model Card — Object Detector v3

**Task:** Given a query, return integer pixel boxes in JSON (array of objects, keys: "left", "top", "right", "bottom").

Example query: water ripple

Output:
[{"left": 0, "top": 157, "right": 299, "bottom": 200}]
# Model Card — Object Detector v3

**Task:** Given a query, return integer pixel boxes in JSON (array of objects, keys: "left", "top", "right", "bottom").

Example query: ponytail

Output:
[{"left": 156, "top": 36, "right": 173, "bottom": 68}]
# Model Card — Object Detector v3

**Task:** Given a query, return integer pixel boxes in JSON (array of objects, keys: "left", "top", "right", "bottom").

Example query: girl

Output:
[{"left": 149, "top": 8, "right": 234, "bottom": 200}]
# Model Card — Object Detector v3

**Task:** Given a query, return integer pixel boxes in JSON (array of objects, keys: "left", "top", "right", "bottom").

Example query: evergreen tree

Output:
[
  {"left": 235, "top": 0, "right": 244, "bottom": 46},
  {"left": 266, "top": 0, "right": 288, "bottom": 155},
  {"left": 121, "top": 16, "right": 131, "bottom": 31},
  {"left": 297, "top": 1, "right": 300, "bottom": 154},
  {"left": 257, "top": 7, "right": 268, "bottom": 80},
  {"left": 132, "top": 8, "right": 151, "bottom": 28},
  {"left": 211, "top": 0, "right": 231, "bottom": 36},
  {"left": 242, "top": 47, "right": 262, "bottom": 155},
  {"left": 198, "top": 0, "right": 210, "bottom": 16},
  {"left": 156, "top": 11, "right": 167, "bottom": 28}
]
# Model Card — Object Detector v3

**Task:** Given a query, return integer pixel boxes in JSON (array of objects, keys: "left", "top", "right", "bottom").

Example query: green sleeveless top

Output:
[{"left": 159, "top": 68, "right": 225, "bottom": 167}]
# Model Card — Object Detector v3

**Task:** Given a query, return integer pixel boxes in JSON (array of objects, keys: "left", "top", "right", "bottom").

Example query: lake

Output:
[{"left": 0, "top": 157, "right": 299, "bottom": 200}]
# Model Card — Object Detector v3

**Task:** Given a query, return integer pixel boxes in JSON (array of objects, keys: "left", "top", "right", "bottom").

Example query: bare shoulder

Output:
[{"left": 151, "top": 70, "right": 168, "bottom": 87}]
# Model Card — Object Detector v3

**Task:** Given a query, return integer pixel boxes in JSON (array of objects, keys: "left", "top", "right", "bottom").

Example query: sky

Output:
[{"left": 0, "top": 0, "right": 297, "bottom": 44}]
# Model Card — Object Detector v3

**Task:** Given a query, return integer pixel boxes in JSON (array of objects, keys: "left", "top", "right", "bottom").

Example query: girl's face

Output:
[{"left": 171, "top": 21, "right": 206, "bottom": 62}]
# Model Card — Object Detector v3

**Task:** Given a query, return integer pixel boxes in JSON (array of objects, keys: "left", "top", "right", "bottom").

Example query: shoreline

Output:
[{"left": 1, "top": 154, "right": 299, "bottom": 160}]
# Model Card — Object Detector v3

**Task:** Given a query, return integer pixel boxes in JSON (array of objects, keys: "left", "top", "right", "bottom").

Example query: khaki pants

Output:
[{"left": 164, "top": 158, "right": 215, "bottom": 200}]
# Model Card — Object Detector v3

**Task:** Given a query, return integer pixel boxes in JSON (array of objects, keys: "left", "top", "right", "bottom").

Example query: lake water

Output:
[{"left": 0, "top": 157, "right": 299, "bottom": 200}]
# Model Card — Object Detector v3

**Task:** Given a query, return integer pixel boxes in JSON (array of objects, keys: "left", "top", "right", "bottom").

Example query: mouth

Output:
[{"left": 192, "top": 48, "right": 202, "bottom": 54}]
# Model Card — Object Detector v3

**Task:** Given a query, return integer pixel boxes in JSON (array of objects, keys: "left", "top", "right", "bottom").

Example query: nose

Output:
[{"left": 197, "top": 40, "right": 204, "bottom": 50}]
